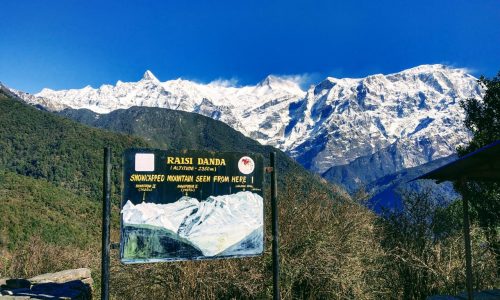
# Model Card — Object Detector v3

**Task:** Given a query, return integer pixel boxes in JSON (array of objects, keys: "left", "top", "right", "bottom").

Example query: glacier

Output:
[{"left": 121, "top": 191, "right": 264, "bottom": 257}]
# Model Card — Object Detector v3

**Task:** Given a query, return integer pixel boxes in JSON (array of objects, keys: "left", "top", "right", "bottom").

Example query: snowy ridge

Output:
[
  {"left": 12, "top": 64, "right": 483, "bottom": 182},
  {"left": 121, "top": 191, "right": 263, "bottom": 256},
  {"left": 28, "top": 71, "right": 305, "bottom": 146},
  {"left": 286, "top": 65, "right": 481, "bottom": 173}
]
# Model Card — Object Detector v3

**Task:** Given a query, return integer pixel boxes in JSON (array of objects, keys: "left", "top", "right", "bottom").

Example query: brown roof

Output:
[{"left": 415, "top": 140, "right": 500, "bottom": 183}]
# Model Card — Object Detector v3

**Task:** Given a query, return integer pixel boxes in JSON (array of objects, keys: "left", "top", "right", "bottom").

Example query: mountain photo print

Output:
[{"left": 119, "top": 149, "right": 265, "bottom": 263}]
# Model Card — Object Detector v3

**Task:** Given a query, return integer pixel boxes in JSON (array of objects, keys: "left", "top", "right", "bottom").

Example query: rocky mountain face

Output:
[{"left": 11, "top": 64, "right": 483, "bottom": 192}]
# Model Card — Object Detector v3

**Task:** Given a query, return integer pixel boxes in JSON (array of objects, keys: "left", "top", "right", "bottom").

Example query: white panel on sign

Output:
[{"left": 135, "top": 153, "right": 155, "bottom": 171}]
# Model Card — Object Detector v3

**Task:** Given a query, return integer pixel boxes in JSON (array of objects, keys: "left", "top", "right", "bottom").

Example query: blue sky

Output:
[{"left": 1, "top": 0, "right": 499, "bottom": 93}]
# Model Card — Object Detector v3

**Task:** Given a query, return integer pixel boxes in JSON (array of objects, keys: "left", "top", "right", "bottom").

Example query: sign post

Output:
[
  {"left": 461, "top": 178, "right": 474, "bottom": 300},
  {"left": 101, "top": 147, "right": 111, "bottom": 300},
  {"left": 270, "top": 152, "right": 280, "bottom": 300},
  {"left": 101, "top": 148, "right": 281, "bottom": 299}
]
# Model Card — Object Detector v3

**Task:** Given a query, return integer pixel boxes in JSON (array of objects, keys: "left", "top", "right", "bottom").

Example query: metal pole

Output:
[
  {"left": 101, "top": 147, "right": 111, "bottom": 300},
  {"left": 461, "top": 178, "right": 473, "bottom": 300},
  {"left": 270, "top": 152, "right": 280, "bottom": 300}
]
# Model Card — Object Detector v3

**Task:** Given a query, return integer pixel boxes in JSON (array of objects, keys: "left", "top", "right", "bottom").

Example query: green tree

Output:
[
  {"left": 458, "top": 71, "right": 500, "bottom": 275},
  {"left": 459, "top": 72, "right": 500, "bottom": 152}
]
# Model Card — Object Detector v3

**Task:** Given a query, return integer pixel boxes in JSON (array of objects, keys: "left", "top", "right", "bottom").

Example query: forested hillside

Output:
[{"left": 0, "top": 88, "right": 147, "bottom": 200}]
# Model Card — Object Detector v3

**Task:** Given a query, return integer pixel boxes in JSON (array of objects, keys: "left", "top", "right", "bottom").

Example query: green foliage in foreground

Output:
[{"left": 459, "top": 72, "right": 500, "bottom": 152}]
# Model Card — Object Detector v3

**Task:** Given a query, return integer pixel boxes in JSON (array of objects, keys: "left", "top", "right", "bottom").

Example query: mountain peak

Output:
[
  {"left": 256, "top": 75, "right": 305, "bottom": 93},
  {"left": 142, "top": 70, "right": 159, "bottom": 82},
  {"left": 257, "top": 75, "right": 283, "bottom": 87},
  {"left": 399, "top": 64, "right": 451, "bottom": 75}
]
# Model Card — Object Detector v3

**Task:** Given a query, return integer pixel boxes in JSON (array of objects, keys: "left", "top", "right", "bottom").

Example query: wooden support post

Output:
[
  {"left": 461, "top": 178, "right": 474, "bottom": 300},
  {"left": 270, "top": 152, "right": 280, "bottom": 300},
  {"left": 101, "top": 147, "right": 111, "bottom": 300}
]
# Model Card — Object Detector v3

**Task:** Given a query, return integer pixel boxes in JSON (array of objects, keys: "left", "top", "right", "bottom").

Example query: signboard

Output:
[{"left": 120, "top": 148, "right": 264, "bottom": 264}]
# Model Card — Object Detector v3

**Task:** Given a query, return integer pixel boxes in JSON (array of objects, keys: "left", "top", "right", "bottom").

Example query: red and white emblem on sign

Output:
[{"left": 238, "top": 156, "right": 255, "bottom": 175}]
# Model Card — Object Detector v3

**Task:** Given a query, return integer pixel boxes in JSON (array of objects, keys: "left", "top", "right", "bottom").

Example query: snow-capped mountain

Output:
[
  {"left": 22, "top": 71, "right": 305, "bottom": 147},
  {"left": 122, "top": 191, "right": 263, "bottom": 257},
  {"left": 288, "top": 65, "right": 482, "bottom": 173},
  {"left": 12, "top": 64, "right": 483, "bottom": 188}
]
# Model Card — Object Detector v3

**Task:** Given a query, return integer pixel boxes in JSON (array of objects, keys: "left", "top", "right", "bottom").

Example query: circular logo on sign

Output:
[{"left": 238, "top": 156, "right": 255, "bottom": 175}]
